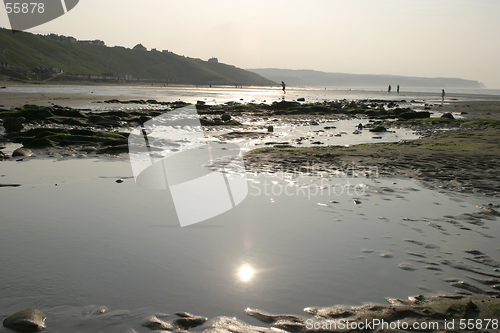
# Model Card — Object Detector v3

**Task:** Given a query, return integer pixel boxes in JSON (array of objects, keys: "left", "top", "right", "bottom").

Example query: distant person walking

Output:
[
  {"left": 397, "top": 85, "right": 400, "bottom": 93},
  {"left": 441, "top": 89, "right": 445, "bottom": 102},
  {"left": 281, "top": 81, "right": 286, "bottom": 94},
  {"left": 388, "top": 85, "right": 391, "bottom": 92}
]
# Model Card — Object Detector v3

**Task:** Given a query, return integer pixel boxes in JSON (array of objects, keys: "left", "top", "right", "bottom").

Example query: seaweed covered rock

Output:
[
  {"left": 399, "top": 111, "right": 431, "bottom": 120},
  {"left": 369, "top": 125, "right": 387, "bottom": 132},
  {"left": 270, "top": 100, "right": 300, "bottom": 110},
  {"left": 6, "top": 128, "right": 130, "bottom": 151}
]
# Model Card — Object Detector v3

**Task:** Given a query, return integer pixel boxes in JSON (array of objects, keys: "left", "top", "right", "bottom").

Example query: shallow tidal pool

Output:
[{"left": 1, "top": 158, "right": 499, "bottom": 332}]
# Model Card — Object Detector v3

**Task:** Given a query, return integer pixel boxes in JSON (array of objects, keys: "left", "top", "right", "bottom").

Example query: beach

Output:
[{"left": 1, "top": 85, "right": 500, "bottom": 332}]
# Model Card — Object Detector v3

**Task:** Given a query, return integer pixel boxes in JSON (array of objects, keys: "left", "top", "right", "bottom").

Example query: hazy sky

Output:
[{"left": 1, "top": 0, "right": 499, "bottom": 88}]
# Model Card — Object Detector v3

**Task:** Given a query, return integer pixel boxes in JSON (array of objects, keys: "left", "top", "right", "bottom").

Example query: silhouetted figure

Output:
[
  {"left": 397, "top": 85, "right": 400, "bottom": 93},
  {"left": 441, "top": 89, "right": 445, "bottom": 102},
  {"left": 357, "top": 123, "right": 363, "bottom": 130},
  {"left": 281, "top": 81, "right": 286, "bottom": 94},
  {"left": 388, "top": 85, "right": 391, "bottom": 92}
]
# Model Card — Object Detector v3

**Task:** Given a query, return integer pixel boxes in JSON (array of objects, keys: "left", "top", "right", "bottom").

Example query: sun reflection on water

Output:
[{"left": 238, "top": 265, "right": 254, "bottom": 282}]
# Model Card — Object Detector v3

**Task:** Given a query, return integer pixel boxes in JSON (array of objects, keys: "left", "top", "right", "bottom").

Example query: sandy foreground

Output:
[{"left": 1, "top": 88, "right": 500, "bottom": 332}]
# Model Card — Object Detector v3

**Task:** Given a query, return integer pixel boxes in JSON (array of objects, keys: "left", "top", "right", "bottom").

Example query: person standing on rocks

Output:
[
  {"left": 388, "top": 85, "right": 391, "bottom": 92},
  {"left": 397, "top": 85, "right": 400, "bottom": 93},
  {"left": 281, "top": 81, "right": 286, "bottom": 94},
  {"left": 441, "top": 89, "right": 445, "bottom": 102}
]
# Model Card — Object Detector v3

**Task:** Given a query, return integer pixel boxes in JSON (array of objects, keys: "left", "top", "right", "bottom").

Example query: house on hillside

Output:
[
  {"left": 78, "top": 40, "right": 105, "bottom": 46},
  {"left": 208, "top": 57, "right": 218, "bottom": 63},
  {"left": 133, "top": 44, "right": 147, "bottom": 51}
]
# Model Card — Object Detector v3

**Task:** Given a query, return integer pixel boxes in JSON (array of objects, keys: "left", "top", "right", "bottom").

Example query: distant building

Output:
[
  {"left": 133, "top": 44, "right": 147, "bottom": 51},
  {"left": 78, "top": 40, "right": 105, "bottom": 46},
  {"left": 38, "top": 33, "right": 105, "bottom": 46},
  {"left": 39, "top": 33, "right": 77, "bottom": 43},
  {"left": 208, "top": 57, "right": 218, "bottom": 63},
  {"left": 162, "top": 50, "right": 169, "bottom": 53}
]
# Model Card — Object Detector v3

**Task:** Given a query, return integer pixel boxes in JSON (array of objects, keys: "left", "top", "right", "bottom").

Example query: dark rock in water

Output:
[
  {"left": 203, "top": 317, "right": 277, "bottom": 333},
  {"left": 221, "top": 113, "right": 232, "bottom": 121},
  {"left": 310, "top": 121, "right": 319, "bottom": 126},
  {"left": 245, "top": 308, "right": 306, "bottom": 325},
  {"left": 311, "top": 141, "right": 323, "bottom": 145},
  {"left": 398, "top": 262, "right": 417, "bottom": 271},
  {"left": 297, "top": 97, "right": 305, "bottom": 102},
  {"left": 3, "top": 117, "right": 24, "bottom": 132},
  {"left": 141, "top": 316, "right": 174, "bottom": 331},
  {"left": 267, "top": 126, "right": 274, "bottom": 133},
  {"left": 3, "top": 309, "right": 46, "bottom": 332},
  {"left": 104, "top": 99, "right": 120, "bottom": 104},
  {"left": 399, "top": 111, "right": 431, "bottom": 120},
  {"left": 12, "top": 148, "right": 33, "bottom": 157},
  {"left": 16, "top": 117, "right": 27, "bottom": 123},
  {"left": 441, "top": 112, "right": 455, "bottom": 119},
  {"left": 82, "top": 305, "right": 108, "bottom": 316},
  {"left": 173, "top": 314, "right": 208, "bottom": 329}
]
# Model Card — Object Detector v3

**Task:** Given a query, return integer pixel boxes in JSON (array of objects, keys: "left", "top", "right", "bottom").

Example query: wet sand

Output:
[
  {"left": 245, "top": 128, "right": 500, "bottom": 196},
  {"left": 245, "top": 100, "right": 500, "bottom": 197}
]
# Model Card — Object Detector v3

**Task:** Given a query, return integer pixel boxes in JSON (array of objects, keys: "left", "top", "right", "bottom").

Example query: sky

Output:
[{"left": 1, "top": 0, "right": 499, "bottom": 88}]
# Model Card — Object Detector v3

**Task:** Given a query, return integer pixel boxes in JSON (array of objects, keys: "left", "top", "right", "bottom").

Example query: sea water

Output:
[{"left": 2, "top": 84, "right": 500, "bottom": 111}]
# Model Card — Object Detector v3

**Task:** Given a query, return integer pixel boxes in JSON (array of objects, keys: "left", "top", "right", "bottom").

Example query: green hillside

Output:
[{"left": 0, "top": 28, "right": 275, "bottom": 86}]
